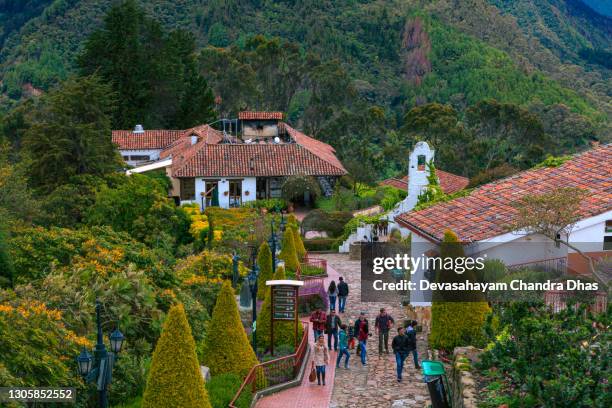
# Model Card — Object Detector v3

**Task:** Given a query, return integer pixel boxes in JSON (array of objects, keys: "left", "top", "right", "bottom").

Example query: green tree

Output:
[
  {"left": 0, "top": 216, "right": 15, "bottom": 287},
  {"left": 279, "top": 228, "right": 299, "bottom": 272},
  {"left": 290, "top": 225, "right": 306, "bottom": 261},
  {"left": 142, "top": 304, "right": 211, "bottom": 408},
  {"left": 256, "top": 242, "right": 273, "bottom": 300},
  {"left": 201, "top": 281, "right": 258, "bottom": 378},
  {"left": 430, "top": 230, "right": 490, "bottom": 351},
  {"left": 23, "top": 74, "right": 120, "bottom": 192},
  {"left": 79, "top": 0, "right": 215, "bottom": 128}
]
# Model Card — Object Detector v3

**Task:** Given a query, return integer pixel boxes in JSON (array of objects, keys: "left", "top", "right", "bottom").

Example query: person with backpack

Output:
[
  {"left": 327, "top": 280, "right": 339, "bottom": 311},
  {"left": 354, "top": 312, "right": 370, "bottom": 365},
  {"left": 336, "top": 324, "right": 350, "bottom": 369},
  {"left": 347, "top": 319, "right": 356, "bottom": 350},
  {"left": 337, "top": 277, "right": 349, "bottom": 313},
  {"left": 406, "top": 320, "right": 420, "bottom": 368},
  {"left": 375, "top": 308, "right": 394, "bottom": 355},
  {"left": 391, "top": 326, "right": 410, "bottom": 382}
]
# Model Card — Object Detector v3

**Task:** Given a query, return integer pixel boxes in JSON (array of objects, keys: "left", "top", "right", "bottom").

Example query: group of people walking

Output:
[{"left": 310, "top": 278, "right": 420, "bottom": 386}]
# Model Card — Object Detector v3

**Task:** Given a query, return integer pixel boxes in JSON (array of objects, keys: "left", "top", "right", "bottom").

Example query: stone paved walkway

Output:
[
  {"left": 255, "top": 253, "right": 430, "bottom": 408},
  {"left": 324, "top": 254, "right": 430, "bottom": 408}
]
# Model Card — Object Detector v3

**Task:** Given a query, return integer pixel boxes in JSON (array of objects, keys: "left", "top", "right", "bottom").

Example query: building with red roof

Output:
[
  {"left": 394, "top": 144, "right": 611, "bottom": 303},
  {"left": 113, "top": 113, "right": 346, "bottom": 209}
]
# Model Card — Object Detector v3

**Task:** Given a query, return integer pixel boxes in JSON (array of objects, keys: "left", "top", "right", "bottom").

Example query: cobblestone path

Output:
[{"left": 321, "top": 254, "right": 430, "bottom": 408}]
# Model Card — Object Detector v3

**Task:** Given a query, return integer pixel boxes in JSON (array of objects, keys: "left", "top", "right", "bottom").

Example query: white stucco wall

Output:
[
  {"left": 242, "top": 177, "right": 257, "bottom": 204},
  {"left": 567, "top": 211, "right": 612, "bottom": 252},
  {"left": 192, "top": 177, "right": 257, "bottom": 210}
]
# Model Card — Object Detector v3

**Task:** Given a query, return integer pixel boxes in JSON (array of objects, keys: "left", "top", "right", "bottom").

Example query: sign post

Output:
[{"left": 266, "top": 280, "right": 303, "bottom": 356}]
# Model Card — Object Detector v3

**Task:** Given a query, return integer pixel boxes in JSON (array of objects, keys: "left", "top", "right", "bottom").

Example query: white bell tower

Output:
[{"left": 405, "top": 141, "right": 435, "bottom": 210}]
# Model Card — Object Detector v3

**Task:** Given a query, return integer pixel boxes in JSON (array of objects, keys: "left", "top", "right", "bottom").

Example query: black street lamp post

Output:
[
  {"left": 76, "top": 300, "right": 125, "bottom": 408},
  {"left": 246, "top": 246, "right": 259, "bottom": 354},
  {"left": 232, "top": 252, "right": 240, "bottom": 288},
  {"left": 268, "top": 220, "right": 278, "bottom": 272}
]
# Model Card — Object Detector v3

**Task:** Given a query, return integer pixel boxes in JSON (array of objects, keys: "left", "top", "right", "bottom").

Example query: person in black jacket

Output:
[
  {"left": 325, "top": 310, "right": 342, "bottom": 351},
  {"left": 337, "top": 277, "right": 349, "bottom": 313},
  {"left": 406, "top": 320, "right": 420, "bottom": 368},
  {"left": 391, "top": 327, "right": 410, "bottom": 382}
]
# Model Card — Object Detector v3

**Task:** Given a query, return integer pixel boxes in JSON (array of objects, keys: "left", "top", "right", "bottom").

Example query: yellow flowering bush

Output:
[{"left": 0, "top": 296, "right": 90, "bottom": 389}]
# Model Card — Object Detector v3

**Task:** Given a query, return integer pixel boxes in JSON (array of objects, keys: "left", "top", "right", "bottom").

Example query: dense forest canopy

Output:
[{"left": 0, "top": 0, "right": 610, "bottom": 180}]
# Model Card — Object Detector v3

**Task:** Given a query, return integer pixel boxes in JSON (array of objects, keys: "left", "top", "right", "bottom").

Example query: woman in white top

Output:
[{"left": 313, "top": 335, "right": 329, "bottom": 385}]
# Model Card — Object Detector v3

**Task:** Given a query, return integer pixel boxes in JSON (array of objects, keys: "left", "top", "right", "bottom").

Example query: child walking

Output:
[{"left": 336, "top": 324, "right": 350, "bottom": 369}]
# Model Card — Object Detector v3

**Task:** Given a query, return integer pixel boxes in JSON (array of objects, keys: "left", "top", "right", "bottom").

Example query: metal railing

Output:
[
  {"left": 507, "top": 257, "right": 568, "bottom": 274},
  {"left": 544, "top": 290, "right": 608, "bottom": 314},
  {"left": 229, "top": 322, "right": 309, "bottom": 408}
]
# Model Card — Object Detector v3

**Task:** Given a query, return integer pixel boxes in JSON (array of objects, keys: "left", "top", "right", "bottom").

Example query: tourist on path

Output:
[
  {"left": 313, "top": 335, "right": 329, "bottom": 386},
  {"left": 375, "top": 308, "right": 395, "bottom": 355},
  {"left": 310, "top": 308, "right": 327, "bottom": 342},
  {"left": 336, "top": 324, "right": 350, "bottom": 369},
  {"left": 325, "top": 310, "right": 342, "bottom": 351},
  {"left": 327, "top": 280, "right": 339, "bottom": 311},
  {"left": 354, "top": 312, "right": 370, "bottom": 365},
  {"left": 337, "top": 277, "right": 349, "bottom": 313},
  {"left": 406, "top": 320, "right": 420, "bottom": 368},
  {"left": 392, "top": 327, "right": 410, "bottom": 382},
  {"left": 347, "top": 319, "right": 356, "bottom": 350}
]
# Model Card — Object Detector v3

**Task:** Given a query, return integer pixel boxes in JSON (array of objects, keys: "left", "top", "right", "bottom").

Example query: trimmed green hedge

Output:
[
  {"left": 304, "top": 238, "right": 337, "bottom": 251},
  {"left": 301, "top": 210, "right": 353, "bottom": 238}
]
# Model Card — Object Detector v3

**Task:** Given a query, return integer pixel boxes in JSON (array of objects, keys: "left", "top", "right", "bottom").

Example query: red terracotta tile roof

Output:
[
  {"left": 171, "top": 143, "right": 347, "bottom": 177},
  {"left": 380, "top": 170, "right": 469, "bottom": 194},
  {"left": 112, "top": 129, "right": 183, "bottom": 150},
  {"left": 159, "top": 125, "right": 224, "bottom": 159},
  {"left": 395, "top": 145, "right": 612, "bottom": 243},
  {"left": 283, "top": 123, "right": 346, "bottom": 174},
  {"left": 238, "top": 111, "right": 283, "bottom": 120}
]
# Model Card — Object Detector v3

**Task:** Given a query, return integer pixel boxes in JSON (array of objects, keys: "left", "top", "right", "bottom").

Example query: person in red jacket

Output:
[
  {"left": 310, "top": 307, "right": 326, "bottom": 342},
  {"left": 354, "top": 312, "right": 370, "bottom": 365}
]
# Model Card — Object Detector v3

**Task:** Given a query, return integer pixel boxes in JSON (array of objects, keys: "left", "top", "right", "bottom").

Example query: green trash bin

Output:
[{"left": 422, "top": 360, "right": 451, "bottom": 408}]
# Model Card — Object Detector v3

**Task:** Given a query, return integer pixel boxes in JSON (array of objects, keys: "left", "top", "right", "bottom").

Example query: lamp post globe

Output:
[
  {"left": 109, "top": 328, "right": 125, "bottom": 354},
  {"left": 77, "top": 348, "right": 93, "bottom": 377}
]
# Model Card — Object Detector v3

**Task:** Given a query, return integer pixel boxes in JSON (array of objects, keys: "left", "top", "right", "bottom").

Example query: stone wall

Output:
[{"left": 449, "top": 346, "right": 482, "bottom": 408}]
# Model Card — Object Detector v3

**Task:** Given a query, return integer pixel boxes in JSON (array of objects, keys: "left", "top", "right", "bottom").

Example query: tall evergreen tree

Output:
[
  {"left": 279, "top": 228, "right": 299, "bottom": 273},
  {"left": 430, "top": 230, "right": 490, "bottom": 351},
  {"left": 201, "top": 281, "right": 258, "bottom": 377},
  {"left": 142, "top": 303, "right": 211, "bottom": 408},
  {"left": 23, "top": 74, "right": 121, "bottom": 193},
  {"left": 256, "top": 242, "right": 273, "bottom": 300},
  {"left": 78, "top": 0, "right": 215, "bottom": 129}
]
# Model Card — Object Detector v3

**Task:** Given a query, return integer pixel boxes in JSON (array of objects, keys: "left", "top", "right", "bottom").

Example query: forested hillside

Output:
[{"left": 0, "top": 0, "right": 610, "bottom": 180}]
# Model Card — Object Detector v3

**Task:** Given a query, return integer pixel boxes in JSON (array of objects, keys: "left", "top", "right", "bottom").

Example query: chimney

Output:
[
  {"left": 133, "top": 124, "right": 144, "bottom": 134},
  {"left": 190, "top": 135, "right": 198, "bottom": 145}
]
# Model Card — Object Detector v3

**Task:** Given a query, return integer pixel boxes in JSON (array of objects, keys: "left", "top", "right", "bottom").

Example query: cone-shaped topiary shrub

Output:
[
  {"left": 430, "top": 230, "right": 490, "bottom": 351},
  {"left": 290, "top": 225, "right": 306, "bottom": 261},
  {"left": 279, "top": 228, "right": 299, "bottom": 272},
  {"left": 257, "top": 266, "right": 303, "bottom": 349},
  {"left": 142, "top": 303, "right": 211, "bottom": 408},
  {"left": 286, "top": 214, "right": 299, "bottom": 229},
  {"left": 201, "top": 281, "right": 259, "bottom": 378},
  {"left": 257, "top": 242, "right": 273, "bottom": 300}
]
